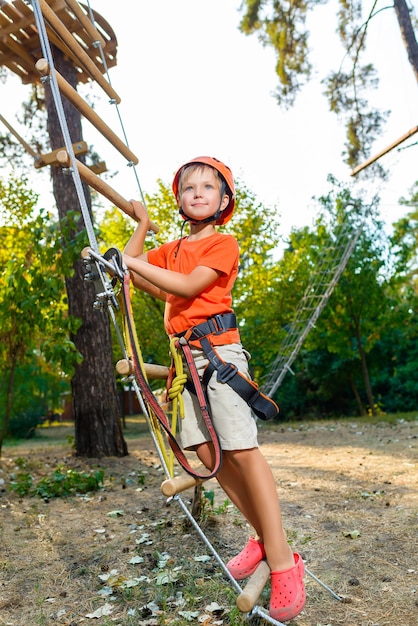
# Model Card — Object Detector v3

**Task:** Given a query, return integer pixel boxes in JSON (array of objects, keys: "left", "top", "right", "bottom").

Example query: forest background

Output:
[{"left": 1, "top": 167, "right": 417, "bottom": 443}]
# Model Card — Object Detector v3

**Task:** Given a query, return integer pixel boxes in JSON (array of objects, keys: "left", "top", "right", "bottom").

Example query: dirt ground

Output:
[{"left": 0, "top": 417, "right": 417, "bottom": 626}]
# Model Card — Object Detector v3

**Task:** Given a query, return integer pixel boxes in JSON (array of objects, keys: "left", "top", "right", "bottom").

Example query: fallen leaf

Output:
[
  {"left": 106, "top": 509, "right": 124, "bottom": 517},
  {"left": 97, "top": 586, "right": 113, "bottom": 596},
  {"left": 156, "top": 551, "right": 172, "bottom": 568},
  {"left": 128, "top": 555, "right": 145, "bottom": 564},
  {"left": 343, "top": 530, "right": 361, "bottom": 539},
  {"left": 205, "top": 601, "right": 224, "bottom": 613},
  {"left": 155, "top": 570, "right": 179, "bottom": 585},
  {"left": 121, "top": 577, "right": 149, "bottom": 588},
  {"left": 194, "top": 554, "right": 211, "bottom": 562},
  {"left": 85, "top": 602, "right": 114, "bottom": 618},
  {"left": 178, "top": 610, "right": 200, "bottom": 620}
]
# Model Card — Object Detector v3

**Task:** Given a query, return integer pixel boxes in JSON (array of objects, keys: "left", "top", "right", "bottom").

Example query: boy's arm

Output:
[
  {"left": 124, "top": 200, "right": 151, "bottom": 258},
  {"left": 128, "top": 262, "right": 168, "bottom": 302},
  {"left": 123, "top": 200, "right": 167, "bottom": 301},
  {"left": 123, "top": 255, "right": 220, "bottom": 299}
]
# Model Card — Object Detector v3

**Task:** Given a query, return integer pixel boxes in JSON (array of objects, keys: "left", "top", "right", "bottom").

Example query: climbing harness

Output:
[{"left": 176, "top": 315, "right": 279, "bottom": 421}]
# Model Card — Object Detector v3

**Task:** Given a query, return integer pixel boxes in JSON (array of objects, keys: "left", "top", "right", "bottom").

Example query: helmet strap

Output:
[{"left": 174, "top": 218, "right": 189, "bottom": 258}]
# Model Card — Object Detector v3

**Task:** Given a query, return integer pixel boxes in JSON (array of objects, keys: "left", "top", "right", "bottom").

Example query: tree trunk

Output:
[
  {"left": 354, "top": 323, "right": 375, "bottom": 416},
  {"left": 393, "top": 0, "right": 418, "bottom": 82},
  {"left": 347, "top": 370, "right": 366, "bottom": 417},
  {"left": 0, "top": 359, "right": 17, "bottom": 457},
  {"left": 44, "top": 46, "right": 127, "bottom": 457}
]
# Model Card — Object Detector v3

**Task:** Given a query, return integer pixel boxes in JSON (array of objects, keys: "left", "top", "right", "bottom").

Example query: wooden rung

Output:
[
  {"left": 116, "top": 359, "right": 133, "bottom": 376},
  {"left": 236, "top": 560, "right": 271, "bottom": 613},
  {"left": 36, "top": 59, "right": 138, "bottom": 165},
  {"left": 56, "top": 149, "right": 159, "bottom": 233},
  {"left": 38, "top": 0, "right": 121, "bottom": 103},
  {"left": 62, "top": 0, "right": 106, "bottom": 48},
  {"left": 116, "top": 359, "right": 169, "bottom": 380},
  {"left": 161, "top": 474, "right": 206, "bottom": 497}
]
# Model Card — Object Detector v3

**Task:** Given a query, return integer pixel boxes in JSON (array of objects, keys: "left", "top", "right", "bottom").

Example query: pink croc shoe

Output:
[
  {"left": 226, "top": 537, "right": 266, "bottom": 580},
  {"left": 269, "top": 552, "right": 306, "bottom": 622}
]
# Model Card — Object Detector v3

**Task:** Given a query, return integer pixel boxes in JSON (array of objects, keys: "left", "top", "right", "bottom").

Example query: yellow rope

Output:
[
  {"left": 119, "top": 286, "right": 173, "bottom": 476},
  {"left": 164, "top": 338, "right": 187, "bottom": 475}
]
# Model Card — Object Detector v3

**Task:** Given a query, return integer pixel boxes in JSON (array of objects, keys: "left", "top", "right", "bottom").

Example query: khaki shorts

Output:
[{"left": 179, "top": 343, "right": 259, "bottom": 451}]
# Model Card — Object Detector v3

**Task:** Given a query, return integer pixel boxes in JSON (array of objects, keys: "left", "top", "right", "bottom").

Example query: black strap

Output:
[
  {"left": 199, "top": 337, "right": 279, "bottom": 421},
  {"left": 178, "top": 313, "right": 237, "bottom": 342}
]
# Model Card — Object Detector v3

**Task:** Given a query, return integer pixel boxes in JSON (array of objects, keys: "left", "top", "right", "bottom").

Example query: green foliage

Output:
[
  {"left": 2, "top": 169, "right": 417, "bottom": 433},
  {"left": 8, "top": 409, "right": 41, "bottom": 439},
  {"left": 98, "top": 174, "right": 418, "bottom": 418},
  {"left": 276, "top": 179, "right": 418, "bottom": 418},
  {"left": 202, "top": 489, "right": 231, "bottom": 517},
  {"left": 9, "top": 465, "right": 104, "bottom": 498},
  {"left": 34, "top": 466, "right": 104, "bottom": 498},
  {"left": 240, "top": 0, "right": 312, "bottom": 108},
  {"left": 239, "top": 0, "right": 413, "bottom": 172},
  {"left": 8, "top": 471, "right": 33, "bottom": 496},
  {"left": 0, "top": 175, "right": 80, "bottom": 452}
]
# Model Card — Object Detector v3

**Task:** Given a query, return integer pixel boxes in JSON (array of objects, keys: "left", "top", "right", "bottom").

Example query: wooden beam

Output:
[
  {"left": 38, "top": 0, "right": 121, "bottom": 103},
  {"left": 56, "top": 149, "right": 159, "bottom": 233},
  {"left": 89, "top": 161, "right": 107, "bottom": 175},
  {"left": 350, "top": 125, "right": 418, "bottom": 176},
  {"left": 0, "top": 117, "right": 101, "bottom": 172},
  {"left": 0, "top": 113, "right": 38, "bottom": 158},
  {"left": 36, "top": 58, "right": 138, "bottom": 165},
  {"left": 0, "top": 0, "right": 118, "bottom": 85},
  {"left": 161, "top": 474, "right": 206, "bottom": 497},
  {"left": 35, "top": 141, "right": 89, "bottom": 168}
]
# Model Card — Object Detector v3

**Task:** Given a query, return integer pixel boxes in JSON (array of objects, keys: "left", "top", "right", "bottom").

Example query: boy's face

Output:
[{"left": 179, "top": 166, "right": 229, "bottom": 223}]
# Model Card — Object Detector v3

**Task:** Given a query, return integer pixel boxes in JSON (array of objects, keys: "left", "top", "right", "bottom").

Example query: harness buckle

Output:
[
  {"left": 216, "top": 362, "right": 238, "bottom": 384},
  {"left": 189, "top": 324, "right": 209, "bottom": 340},
  {"left": 212, "top": 314, "right": 227, "bottom": 335}
]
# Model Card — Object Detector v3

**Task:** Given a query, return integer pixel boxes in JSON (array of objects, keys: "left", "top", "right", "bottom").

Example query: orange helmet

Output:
[{"left": 172, "top": 156, "right": 235, "bottom": 225}]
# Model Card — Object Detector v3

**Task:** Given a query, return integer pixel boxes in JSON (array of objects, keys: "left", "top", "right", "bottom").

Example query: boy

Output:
[{"left": 123, "top": 156, "right": 305, "bottom": 621}]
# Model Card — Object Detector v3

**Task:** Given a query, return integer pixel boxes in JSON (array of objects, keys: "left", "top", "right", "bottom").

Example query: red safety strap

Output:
[
  {"left": 176, "top": 336, "right": 223, "bottom": 470},
  {"left": 121, "top": 274, "right": 222, "bottom": 480}
]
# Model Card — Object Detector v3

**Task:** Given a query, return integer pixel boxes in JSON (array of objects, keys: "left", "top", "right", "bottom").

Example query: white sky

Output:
[{"left": 1, "top": 0, "right": 417, "bottom": 238}]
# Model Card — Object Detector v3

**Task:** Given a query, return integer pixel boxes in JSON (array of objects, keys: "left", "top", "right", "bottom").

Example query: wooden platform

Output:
[{"left": 0, "top": 0, "right": 117, "bottom": 85}]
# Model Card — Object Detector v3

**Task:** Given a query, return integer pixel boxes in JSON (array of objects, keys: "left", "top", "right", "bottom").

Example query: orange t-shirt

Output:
[{"left": 147, "top": 232, "right": 240, "bottom": 346}]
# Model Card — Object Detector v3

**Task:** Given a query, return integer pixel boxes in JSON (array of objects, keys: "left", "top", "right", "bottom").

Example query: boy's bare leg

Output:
[
  {"left": 197, "top": 443, "right": 263, "bottom": 533},
  {"left": 196, "top": 444, "right": 294, "bottom": 572}
]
